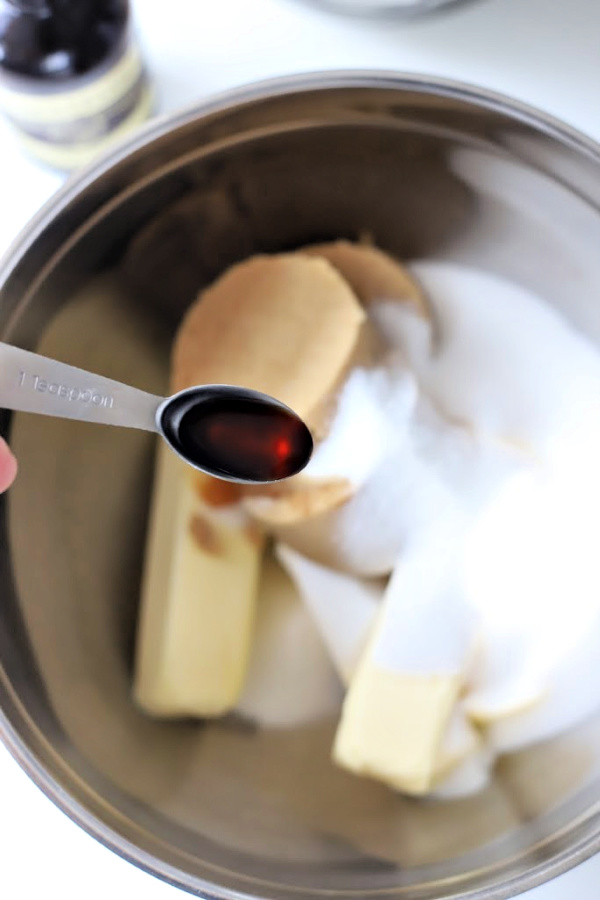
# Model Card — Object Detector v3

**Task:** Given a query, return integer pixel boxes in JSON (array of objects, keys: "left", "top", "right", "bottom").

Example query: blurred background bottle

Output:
[{"left": 0, "top": 0, "right": 152, "bottom": 170}]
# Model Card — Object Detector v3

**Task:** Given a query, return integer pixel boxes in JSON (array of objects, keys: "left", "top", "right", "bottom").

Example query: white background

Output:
[{"left": 1, "top": 0, "right": 600, "bottom": 896}]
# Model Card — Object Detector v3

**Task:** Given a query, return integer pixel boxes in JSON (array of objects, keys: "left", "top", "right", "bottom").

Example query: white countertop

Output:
[{"left": 1, "top": 0, "right": 600, "bottom": 896}]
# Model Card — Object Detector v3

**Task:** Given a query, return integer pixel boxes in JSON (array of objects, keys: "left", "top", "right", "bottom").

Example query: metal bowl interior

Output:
[{"left": 1, "top": 74, "right": 600, "bottom": 900}]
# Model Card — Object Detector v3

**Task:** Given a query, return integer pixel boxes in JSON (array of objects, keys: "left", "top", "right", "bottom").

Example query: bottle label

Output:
[{"left": 0, "top": 42, "right": 151, "bottom": 166}]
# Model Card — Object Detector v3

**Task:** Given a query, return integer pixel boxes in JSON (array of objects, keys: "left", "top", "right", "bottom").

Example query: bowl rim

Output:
[
  {"left": 280, "top": 0, "right": 476, "bottom": 19},
  {"left": 2, "top": 70, "right": 600, "bottom": 900}
]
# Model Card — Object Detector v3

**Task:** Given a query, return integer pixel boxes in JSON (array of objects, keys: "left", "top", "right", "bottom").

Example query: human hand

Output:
[{"left": 0, "top": 437, "right": 17, "bottom": 493}]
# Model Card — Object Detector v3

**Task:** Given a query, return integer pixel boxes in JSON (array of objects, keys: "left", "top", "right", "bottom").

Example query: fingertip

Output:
[{"left": 0, "top": 437, "right": 17, "bottom": 493}]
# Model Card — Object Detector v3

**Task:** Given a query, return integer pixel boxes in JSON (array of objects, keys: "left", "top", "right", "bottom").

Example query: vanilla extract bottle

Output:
[{"left": 0, "top": 0, "right": 152, "bottom": 170}]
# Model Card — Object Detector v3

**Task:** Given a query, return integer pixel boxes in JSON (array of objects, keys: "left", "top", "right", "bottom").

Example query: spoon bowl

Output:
[{"left": 158, "top": 385, "right": 313, "bottom": 482}]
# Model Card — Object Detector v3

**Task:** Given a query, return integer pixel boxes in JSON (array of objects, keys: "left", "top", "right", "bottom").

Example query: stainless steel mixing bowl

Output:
[{"left": 2, "top": 73, "right": 600, "bottom": 900}]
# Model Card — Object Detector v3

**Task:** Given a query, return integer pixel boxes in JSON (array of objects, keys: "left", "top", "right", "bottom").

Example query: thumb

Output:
[{"left": 0, "top": 437, "right": 17, "bottom": 493}]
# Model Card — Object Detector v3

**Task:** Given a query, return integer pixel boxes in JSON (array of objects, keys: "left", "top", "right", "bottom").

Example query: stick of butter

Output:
[
  {"left": 333, "top": 526, "right": 477, "bottom": 795},
  {"left": 134, "top": 253, "right": 365, "bottom": 719},
  {"left": 134, "top": 444, "right": 264, "bottom": 717}
]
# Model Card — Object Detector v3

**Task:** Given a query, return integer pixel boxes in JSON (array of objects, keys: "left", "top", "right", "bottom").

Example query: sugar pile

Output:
[{"left": 272, "top": 260, "right": 600, "bottom": 796}]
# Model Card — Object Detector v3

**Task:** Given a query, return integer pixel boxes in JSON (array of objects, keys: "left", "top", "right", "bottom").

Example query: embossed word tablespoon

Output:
[{"left": 0, "top": 343, "right": 313, "bottom": 483}]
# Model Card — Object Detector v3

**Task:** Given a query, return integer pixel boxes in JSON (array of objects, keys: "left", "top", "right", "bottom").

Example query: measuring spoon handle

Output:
[{"left": 0, "top": 342, "right": 163, "bottom": 432}]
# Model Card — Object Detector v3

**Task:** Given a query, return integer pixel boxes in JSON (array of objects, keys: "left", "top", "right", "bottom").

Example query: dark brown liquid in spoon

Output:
[{"left": 175, "top": 394, "right": 313, "bottom": 482}]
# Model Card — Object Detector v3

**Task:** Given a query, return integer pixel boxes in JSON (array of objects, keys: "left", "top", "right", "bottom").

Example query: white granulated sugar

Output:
[
  {"left": 235, "top": 555, "right": 342, "bottom": 728},
  {"left": 488, "top": 611, "right": 600, "bottom": 752},
  {"left": 277, "top": 363, "right": 517, "bottom": 577},
  {"left": 275, "top": 396, "right": 455, "bottom": 576},
  {"left": 431, "top": 744, "right": 494, "bottom": 800},
  {"left": 276, "top": 543, "right": 381, "bottom": 684},
  {"left": 372, "top": 521, "right": 479, "bottom": 675},
  {"left": 252, "top": 260, "right": 600, "bottom": 795},
  {"left": 301, "top": 364, "right": 410, "bottom": 488},
  {"left": 374, "top": 261, "right": 600, "bottom": 457}
]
